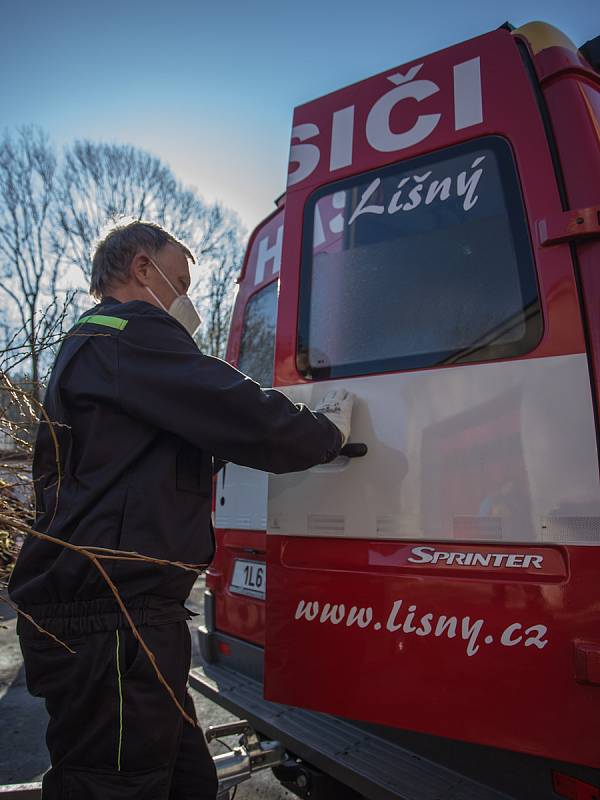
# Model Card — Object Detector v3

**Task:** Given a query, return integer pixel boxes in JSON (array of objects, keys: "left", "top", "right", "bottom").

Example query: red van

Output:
[{"left": 191, "top": 21, "right": 600, "bottom": 800}]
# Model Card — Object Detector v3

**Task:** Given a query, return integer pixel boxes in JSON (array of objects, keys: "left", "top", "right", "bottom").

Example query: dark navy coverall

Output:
[{"left": 8, "top": 297, "right": 342, "bottom": 800}]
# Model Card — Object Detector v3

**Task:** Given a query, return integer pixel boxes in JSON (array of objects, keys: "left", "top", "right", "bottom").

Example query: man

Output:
[{"left": 8, "top": 219, "right": 353, "bottom": 800}]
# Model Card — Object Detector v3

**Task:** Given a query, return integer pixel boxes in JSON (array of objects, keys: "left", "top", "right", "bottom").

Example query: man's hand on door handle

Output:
[{"left": 313, "top": 389, "right": 355, "bottom": 447}]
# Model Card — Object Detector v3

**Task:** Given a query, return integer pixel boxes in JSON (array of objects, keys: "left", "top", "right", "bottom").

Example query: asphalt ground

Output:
[{"left": 0, "top": 577, "right": 295, "bottom": 798}]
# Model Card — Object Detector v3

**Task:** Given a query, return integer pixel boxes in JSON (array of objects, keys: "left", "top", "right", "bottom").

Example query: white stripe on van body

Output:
[{"left": 267, "top": 353, "right": 600, "bottom": 544}]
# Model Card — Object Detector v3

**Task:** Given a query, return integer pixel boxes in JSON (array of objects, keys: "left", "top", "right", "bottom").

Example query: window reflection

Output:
[
  {"left": 238, "top": 282, "right": 278, "bottom": 386},
  {"left": 298, "top": 137, "right": 541, "bottom": 379}
]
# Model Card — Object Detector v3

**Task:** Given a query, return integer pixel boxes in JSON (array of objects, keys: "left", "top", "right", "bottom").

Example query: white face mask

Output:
[{"left": 146, "top": 257, "right": 201, "bottom": 338}]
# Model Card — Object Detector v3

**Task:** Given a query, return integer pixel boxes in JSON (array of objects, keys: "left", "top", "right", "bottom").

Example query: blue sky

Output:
[{"left": 1, "top": 0, "right": 598, "bottom": 233}]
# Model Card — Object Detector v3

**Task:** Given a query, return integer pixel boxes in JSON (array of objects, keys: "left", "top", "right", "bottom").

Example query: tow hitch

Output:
[{"left": 208, "top": 720, "right": 285, "bottom": 799}]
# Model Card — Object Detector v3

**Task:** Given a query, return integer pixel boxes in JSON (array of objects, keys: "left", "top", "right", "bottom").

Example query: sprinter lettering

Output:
[{"left": 407, "top": 545, "right": 544, "bottom": 569}]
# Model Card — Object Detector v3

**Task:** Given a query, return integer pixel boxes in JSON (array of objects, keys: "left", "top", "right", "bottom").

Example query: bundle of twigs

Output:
[
  {"left": 0, "top": 469, "right": 32, "bottom": 585},
  {"left": 0, "top": 369, "right": 35, "bottom": 587}
]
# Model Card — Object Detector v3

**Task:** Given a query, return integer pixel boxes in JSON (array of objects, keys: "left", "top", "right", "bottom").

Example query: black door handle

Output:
[{"left": 340, "top": 443, "right": 368, "bottom": 458}]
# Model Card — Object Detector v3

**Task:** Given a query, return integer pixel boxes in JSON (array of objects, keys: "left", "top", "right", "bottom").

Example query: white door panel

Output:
[
  {"left": 215, "top": 463, "right": 268, "bottom": 531},
  {"left": 268, "top": 354, "right": 600, "bottom": 543}
]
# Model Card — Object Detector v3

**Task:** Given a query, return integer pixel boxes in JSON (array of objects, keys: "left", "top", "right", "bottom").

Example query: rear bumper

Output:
[{"left": 191, "top": 634, "right": 510, "bottom": 800}]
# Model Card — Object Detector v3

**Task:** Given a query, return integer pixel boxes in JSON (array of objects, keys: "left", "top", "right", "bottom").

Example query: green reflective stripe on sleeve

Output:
[{"left": 75, "top": 314, "right": 128, "bottom": 331}]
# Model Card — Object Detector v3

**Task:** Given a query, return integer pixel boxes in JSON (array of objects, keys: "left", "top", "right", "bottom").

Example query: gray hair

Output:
[{"left": 90, "top": 217, "right": 195, "bottom": 300}]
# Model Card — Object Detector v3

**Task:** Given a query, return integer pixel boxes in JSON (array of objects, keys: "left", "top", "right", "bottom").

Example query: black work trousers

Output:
[{"left": 19, "top": 601, "right": 218, "bottom": 799}]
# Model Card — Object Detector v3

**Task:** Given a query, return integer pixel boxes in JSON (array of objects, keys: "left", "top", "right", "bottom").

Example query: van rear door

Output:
[
  {"left": 208, "top": 209, "right": 282, "bottom": 647},
  {"left": 264, "top": 28, "right": 600, "bottom": 768}
]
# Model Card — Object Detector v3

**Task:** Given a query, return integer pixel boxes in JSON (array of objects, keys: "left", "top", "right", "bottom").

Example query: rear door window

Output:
[
  {"left": 297, "top": 136, "right": 542, "bottom": 379},
  {"left": 238, "top": 281, "right": 278, "bottom": 386}
]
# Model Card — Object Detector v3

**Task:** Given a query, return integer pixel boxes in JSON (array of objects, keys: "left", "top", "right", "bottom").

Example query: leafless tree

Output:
[
  {"left": 57, "top": 141, "right": 179, "bottom": 278},
  {"left": 0, "top": 130, "right": 246, "bottom": 405},
  {"left": 195, "top": 230, "right": 244, "bottom": 359},
  {"left": 57, "top": 141, "right": 246, "bottom": 356},
  {"left": 0, "top": 127, "right": 78, "bottom": 403}
]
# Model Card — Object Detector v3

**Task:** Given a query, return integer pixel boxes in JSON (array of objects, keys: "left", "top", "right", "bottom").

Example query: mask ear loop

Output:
[
  {"left": 146, "top": 285, "right": 169, "bottom": 311},
  {"left": 148, "top": 256, "right": 180, "bottom": 299}
]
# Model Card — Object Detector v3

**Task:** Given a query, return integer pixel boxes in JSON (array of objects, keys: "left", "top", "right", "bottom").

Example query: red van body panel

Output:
[
  {"left": 530, "top": 37, "right": 600, "bottom": 440},
  {"left": 207, "top": 530, "right": 266, "bottom": 646}
]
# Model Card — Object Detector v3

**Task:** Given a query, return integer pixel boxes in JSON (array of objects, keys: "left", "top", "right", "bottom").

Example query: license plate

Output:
[{"left": 230, "top": 560, "right": 266, "bottom": 599}]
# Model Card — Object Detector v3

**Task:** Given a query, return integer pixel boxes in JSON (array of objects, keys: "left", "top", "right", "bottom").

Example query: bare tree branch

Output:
[
  {"left": 57, "top": 140, "right": 246, "bottom": 357},
  {"left": 0, "top": 127, "right": 77, "bottom": 401}
]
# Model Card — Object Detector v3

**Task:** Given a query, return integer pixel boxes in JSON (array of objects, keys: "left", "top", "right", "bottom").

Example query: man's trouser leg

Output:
[{"left": 20, "top": 619, "right": 218, "bottom": 799}]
